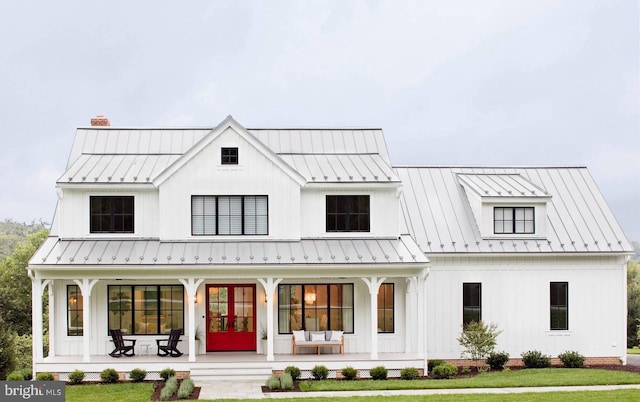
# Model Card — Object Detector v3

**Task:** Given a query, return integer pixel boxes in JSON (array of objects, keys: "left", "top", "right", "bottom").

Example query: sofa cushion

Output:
[
  {"left": 293, "top": 330, "right": 306, "bottom": 343},
  {"left": 330, "top": 330, "right": 343, "bottom": 341},
  {"left": 310, "top": 332, "right": 325, "bottom": 342}
]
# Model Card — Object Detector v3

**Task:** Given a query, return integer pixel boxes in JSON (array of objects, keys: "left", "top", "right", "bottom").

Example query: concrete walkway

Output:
[{"left": 197, "top": 382, "right": 640, "bottom": 400}]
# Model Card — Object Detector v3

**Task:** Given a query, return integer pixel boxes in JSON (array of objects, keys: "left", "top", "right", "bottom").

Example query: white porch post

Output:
[
  {"left": 46, "top": 280, "right": 55, "bottom": 357},
  {"left": 73, "top": 279, "right": 99, "bottom": 362},
  {"left": 405, "top": 277, "right": 418, "bottom": 354},
  {"left": 179, "top": 278, "right": 204, "bottom": 362},
  {"left": 31, "top": 273, "right": 44, "bottom": 364},
  {"left": 361, "top": 276, "right": 386, "bottom": 360},
  {"left": 419, "top": 269, "right": 430, "bottom": 364},
  {"left": 257, "top": 277, "right": 282, "bottom": 362}
]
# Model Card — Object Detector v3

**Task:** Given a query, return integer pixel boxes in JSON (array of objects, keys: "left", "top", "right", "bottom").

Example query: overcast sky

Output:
[{"left": 0, "top": 0, "right": 638, "bottom": 240}]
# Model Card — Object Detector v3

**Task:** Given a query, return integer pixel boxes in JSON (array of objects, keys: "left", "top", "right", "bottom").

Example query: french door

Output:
[{"left": 206, "top": 284, "right": 256, "bottom": 351}]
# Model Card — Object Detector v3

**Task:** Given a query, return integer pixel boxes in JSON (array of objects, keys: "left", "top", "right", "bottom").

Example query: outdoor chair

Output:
[
  {"left": 109, "top": 329, "right": 136, "bottom": 357},
  {"left": 156, "top": 328, "right": 183, "bottom": 357}
]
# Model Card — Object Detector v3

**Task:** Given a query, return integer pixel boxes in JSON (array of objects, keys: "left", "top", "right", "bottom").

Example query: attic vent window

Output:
[
  {"left": 221, "top": 147, "right": 238, "bottom": 165},
  {"left": 494, "top": 207, "right": 534, "bottom": 234}
]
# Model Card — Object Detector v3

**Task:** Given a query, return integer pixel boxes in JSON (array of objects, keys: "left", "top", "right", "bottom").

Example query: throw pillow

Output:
[
  {"left": 293, "top": 330, "right": 305, "bottom": 343},
  {"left": 330, "top": 330, "right": 343, "bottom": 341},
  {"left": 311, "top": 332, "right": 325, "bottom": 342}
]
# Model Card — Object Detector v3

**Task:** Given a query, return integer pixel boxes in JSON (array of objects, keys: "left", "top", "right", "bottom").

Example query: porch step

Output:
[{"left": 190, "top": 365, "right": 273, "bottom": 382}]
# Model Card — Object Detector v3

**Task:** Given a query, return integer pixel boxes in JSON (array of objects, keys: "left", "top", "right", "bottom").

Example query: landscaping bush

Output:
[
  {"left": 68, "top": 369, "right": 85, "bottom": 384},
  {"left": 266, "top": 375, "right": 281, "bottom": 390},
  {"left": 284, "top": 365, "right": 301, "bottom": 381},
  {"left": 280, "top": 372, "right": 294, "bottom": 390},
  {"left": 6, "top": 371, "right": 24, "bottom": 381},
  {"left": 35, "top": 372, "right": 54, "bottom": 381},
  {"left": 341, "top": 366, "right": 357, "bottom": 380},
  {"left": 432, "top": 363, "right": 458, "bottom": 379},
  {"left": 311, "top": 365, "right": 329, "bottom": 380},
  {"left": 428, "top": 359, "right": 445, "bottom": 373},
  {"left": 370, "top": 366, "right": 387, "bottom": 380},
  {"left": 160, "top": 376, "right": 178, "bottom": 400},
  {"left": 487, "top": 351, "right": 510, "bottom": 370},
  {"left": 159, "top": 368, "right": 176, "bottom": 381},
  {"left": 20, "top": 368, "right": 33, "bottom": 381},
  {"left": 100, "top": 368, "right": 119, "bottom": 383},
  {"left": 0, "top": 319, "right": 16, "bottom": 380},
  {"left": 400, "top": 367, "right": 420, "bottom": 380},
  {"left": 457, "top": 321, "right": 502, "bottom": 370},
  {"left": 522, "top": 350, "right": 551, "bottom": 368},
  {"left": 177, "top": 377, "right": 195, "bottom": 399},
  {"left": 128, "top": 368, "right": 147, "bottom": 383},
  {"left": 558, "top": 350, "right": 585, "bottom": 368}
]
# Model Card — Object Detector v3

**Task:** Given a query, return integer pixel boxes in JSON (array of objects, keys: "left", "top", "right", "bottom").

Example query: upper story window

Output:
[
  {"left": 90, "top": 196, "right": 134, "bottom": 233},
  {"left": 192, "top": 195, "right": 268, "bottom": 235},
  {"left": 463, "top": 282, "right": 481, "bottom": 326},
  {"left": 494, "top": 207, "right": 534, "bottom": 234},
  {"left": 326, "top": 195, "right": 370, "bottom": 232},
  {"left": 221, "top": 147, "right": 238, "bottom": 165}
]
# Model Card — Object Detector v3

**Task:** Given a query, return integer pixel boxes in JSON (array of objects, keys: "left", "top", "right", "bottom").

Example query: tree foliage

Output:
[
  {"left": 0, "top": 316, "right": 16, "bottom": 380},
  {"left": 629, "top": 260, "right": 640, "bottom": 347},
  {"left": 0, "top": 219, "right": 47, "bottom": 259},
  {"left": 457, "top": 321, "right": 502, "bottom": 370}
]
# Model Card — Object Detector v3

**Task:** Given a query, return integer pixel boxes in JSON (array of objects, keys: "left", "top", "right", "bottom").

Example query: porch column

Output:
[
  {"left": 179, "top": 278, "right": 204, "bottom": 362},
  {"left": 361, "top": 276, "right": 386, "bottom": 360},
  {"left": 73, "top": 279, "right": 99, "bottom": 362},
  {"left": 405, "top": 277, "right": 418, "bottom": 354},
  {"left": 30, "top": 273, "right": 44, "bottom": 364},
  {"left": 47, "top": 280, "right": 55, "bottom": 357},
  {"left": 418, "top": 269, "right": 430, "bottom": 363},
  {"left": 258, "top": 277, "right": 282, "bottom": 362}
]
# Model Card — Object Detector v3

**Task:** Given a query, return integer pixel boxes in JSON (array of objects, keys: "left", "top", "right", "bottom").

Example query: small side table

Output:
[{"left": 138, "top": 342, "right": 152, "bottom": 356}]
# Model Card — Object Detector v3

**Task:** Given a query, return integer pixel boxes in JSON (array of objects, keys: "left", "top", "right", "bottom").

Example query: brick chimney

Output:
[{"left": 90, "top": 115, "right": 110, "bottom": 126}]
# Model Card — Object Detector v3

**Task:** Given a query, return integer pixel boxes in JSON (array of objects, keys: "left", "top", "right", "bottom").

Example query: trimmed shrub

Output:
[
  {"left": 370, "top": 366, "right": 387, "bottom": 380},
  {"left": 311, "top": 365, "right": 329, "bottom": 380},
  {"left": 432, "top": 363, "right": 458, "bottom": 379},
  {"left": 68, "top": 369, "right": 85, "bottom": 384},
  {"left": 129, "top": 368, "right": 147, "bottom": 383},
  {"left": 487, "top": 351, "right": 510, "bottom": 370},
  {"left": 160, "top": 368, "right": 176, "bottom": 381},
  {"left": 558, "top": 351, "right": 585, "bottom": 368},
  {"left": 160, "top": 376, "right": 178, "bottom": 400},
  {"left": 20, "top": 368, "right": 33, "bottom": 381},
  {"left": 400, "top": 367, "right": 420, "bottom": 380},
  {"left": 522, "top": 350, "right": 551, "bottom": 368},
  {"left": 177, "top": 377, "right": 195, "bottom": 399},
  {"left": 266, "top": 375, "right": 281, "bottom": 390},
  {"left": 341, "top": 366, "right": 357, "bottom": 380},
  {"left": 280, "top": 372, "right": 294, "bottom": 390},
  {"left": 6, "top": 371, "right": 24, "bottom": 381},
  {"left": 100, "top": 368, "right": 119, "bottom": 383},
  {"left": 36, "top": 372, "right": 54, "bottom": 381},
  {"left": 428, "top": 359, "right": 445, "bottom": 373},
  {"left": 284, "top": 365, "right": 301, "bottom": 381}
]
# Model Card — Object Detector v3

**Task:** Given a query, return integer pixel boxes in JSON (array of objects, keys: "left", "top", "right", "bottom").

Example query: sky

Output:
[{"left": 0, "top": 0, "right": 638, "bottom": 240}]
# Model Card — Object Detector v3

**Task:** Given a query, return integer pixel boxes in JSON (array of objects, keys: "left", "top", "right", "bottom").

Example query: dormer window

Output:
[
  {"left": 221, "top": 147, "right": 238, "bottom": 165},
  {"left": 494, "top": 207, "right": 534, "bottom": 234},
  {"left": 90, "top": 196, "right": 134, "bottom": 233}
]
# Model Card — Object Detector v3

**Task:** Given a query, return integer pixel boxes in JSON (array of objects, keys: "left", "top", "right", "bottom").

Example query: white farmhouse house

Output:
[{"left": 28, "top": 115, "right": 632, "bottom": 380}]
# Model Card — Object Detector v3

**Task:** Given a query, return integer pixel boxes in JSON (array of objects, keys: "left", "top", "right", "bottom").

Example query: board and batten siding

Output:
[
  {"left": 158, "top": 128, "right": 302, "bottom": 240},
  {"left": 425, "top": 255, "right": 627, "bottom": 360}
]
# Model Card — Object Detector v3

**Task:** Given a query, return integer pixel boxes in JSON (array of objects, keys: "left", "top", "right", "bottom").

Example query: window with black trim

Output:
[
  {"left": 108, "top": 285, "right": 184, "bottom": 335},
  {"left": 550, "top": 282, "right": 568, "bottom": 330},
  {"left": 90, "top": 196, "right": 134, "bottom": 233},
  {"left": 494, "top": 207, "right": 534, "bottom": 234},
  {"left": 326, "top": 195, "right": 370, "bottom": 232},
  {"left": 191, "top": 195, "right": 268, "bottom": 235},
  {"left": 278, "top": 284, "right": 354, "bottom": 334},
  {"left": 463, "top": 282, "right": 482, "bottom": 325},
  {"left": 67, "top": 285, "right": 83, "bottom": 336},
  {"left": 378, "top": 283, "right": 394, "bottom": 333},
  {"left": 221, "top": 147, "right": 238, "bottom": 164}
]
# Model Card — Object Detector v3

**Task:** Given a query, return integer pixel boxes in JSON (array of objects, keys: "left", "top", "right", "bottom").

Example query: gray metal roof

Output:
[
  {"left": 30, "top": 235, "right": 427, "bottom": 267},
  {"left": 457, "top": 173, "right": 550, "bottom": 198},
  {"left": 395, "top": 166, "right": 632, "bottom": 254},
  {"left": 60, "top": 154, "right": 181, "bottom": 184},
  {"left": 279, "top": 154, "right": 399, "bottom": 183}
]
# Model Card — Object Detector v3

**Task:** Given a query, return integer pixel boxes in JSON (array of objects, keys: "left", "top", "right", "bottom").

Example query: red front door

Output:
[{"left": 206, "top": 284, "right": 256, "bottom": 351}]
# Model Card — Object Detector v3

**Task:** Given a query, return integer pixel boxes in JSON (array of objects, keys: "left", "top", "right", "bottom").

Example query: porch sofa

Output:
[{"left": 292, "top": 330, "right": 344, "bottom": 355}]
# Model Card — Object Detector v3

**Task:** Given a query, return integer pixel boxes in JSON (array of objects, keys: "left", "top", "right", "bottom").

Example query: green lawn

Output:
[
  {"left": 627, "top": 348, "right": 640, "bottom": 355},
  {"left": 66, "top": 383, "right": 154, "bottom": 402},
  {"left": 301, "top": 368, "right": 640, "bottom": 392}
]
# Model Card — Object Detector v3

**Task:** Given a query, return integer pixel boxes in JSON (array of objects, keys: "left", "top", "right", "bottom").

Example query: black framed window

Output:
[
  {"left": 108, "top": 285, "right": 184, "bottom": 335},
  {"left": 494, "top": 207, "right": 534, "bottom": 234},
  {"left": 463, "top": 282, "right": 482, "bottom": 325},
  {"left": 550, "top": 282, "right": 568, "bottom": 330},
  {"left": 326, "top": 195, "right": 370, "bottom": 232},
  {"left": 67, "top": 285, "right": 83, "bottom": 336},
  {"left": 192, "top": 195, "right": 268, "bottom": 235},
  {"left": 90, "top": 196, "right": 134, "bottom": 233},
  {"left": 278, "top": 284, "right": 354, "bottom": 334},
  {"left": 378, "top": 283, "right": 394, "bottom": 333},
  {"left": 221, "top": 147, "right": 238, "bottom": 164}
]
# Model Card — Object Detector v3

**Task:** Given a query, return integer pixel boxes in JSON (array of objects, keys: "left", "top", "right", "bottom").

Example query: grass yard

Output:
[
  {"left": 627, "top": 348, "right": 640, "bottom": 355},
  {"left": 66, "top": 382, "right": 153, "bottom": 402}
]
